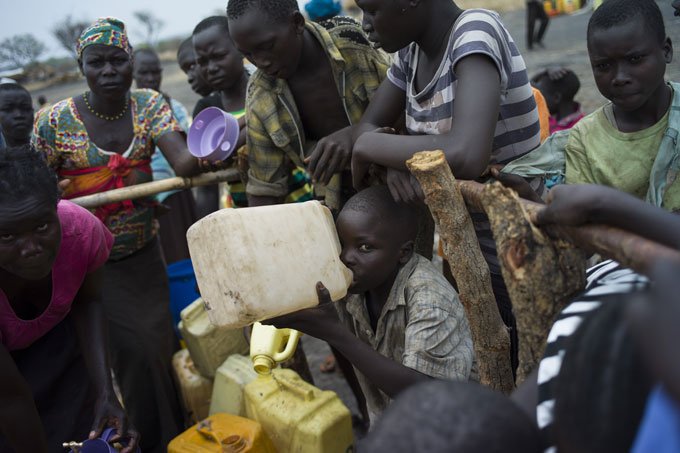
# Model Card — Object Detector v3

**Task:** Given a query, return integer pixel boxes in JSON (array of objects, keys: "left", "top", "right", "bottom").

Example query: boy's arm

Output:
[
  {"left": 0, "top": 343, "right": 48, "bottom": 453},
  {"left": 535, "top": 184, "right": 680, "bottom": 250},
  {"left": 266, "top": 284, "right": 430, "bottom": 399},
  {"left": 352, "top": 54, "right": 501, "bottom": 189}
]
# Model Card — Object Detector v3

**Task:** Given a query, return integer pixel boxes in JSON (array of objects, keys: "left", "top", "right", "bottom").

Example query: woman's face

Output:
[
  {"left": 0, "top": 197, "right": 61, "bottom": 280},
  {"left": 80, "top": 44, "right": 133, "bottom": 98}
]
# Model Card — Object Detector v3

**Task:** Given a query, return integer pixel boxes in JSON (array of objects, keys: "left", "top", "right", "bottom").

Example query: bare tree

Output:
[
  {"left": 0, "top": 34, "right": 46, "bottom": 68},
  {"left": 134, "top": 11, "right": 164, "bottom": 47},
  {"left": 53, "top": 16, "right": 89, "bottom": 61}
]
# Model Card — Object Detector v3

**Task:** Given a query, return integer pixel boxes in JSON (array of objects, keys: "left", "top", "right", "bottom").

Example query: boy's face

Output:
[
  {"left": 177, "top": 46, "right": 213, "bottom": 97},
  {"left": 133, "top": 53, "right": 162, "bottom": 92},
  {"left": 336, "top": 209, "right": 404, "bottom": 295},
  {"left": 356, "top": 0, "right": 412, "bottom": 53},
  {"left": 193, "top": 25, "right": 245, "bottom": 92},
  {"left": 0, "top": 90, "right": 34, "bottom": 143},
  {"left": 588, "top": 19, "right": 672, "bottom": 113},
  {"left": 229, "top": 10, "right": 304, "bottom": 79}
]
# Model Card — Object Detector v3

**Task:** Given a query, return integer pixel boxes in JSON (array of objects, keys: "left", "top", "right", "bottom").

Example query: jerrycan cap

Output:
[
  {"left": 252, "top": 354, "right": 276, "bottom": 375},
  {"left": 188, "top": 107, "right": 240, "bottom": 162}
]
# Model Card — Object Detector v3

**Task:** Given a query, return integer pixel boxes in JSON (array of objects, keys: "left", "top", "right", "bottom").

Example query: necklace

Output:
[{"left": 82, "top": 91, "right": 129, "bottom": 121}]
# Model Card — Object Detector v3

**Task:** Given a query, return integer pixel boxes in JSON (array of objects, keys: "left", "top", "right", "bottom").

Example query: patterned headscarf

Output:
[{"left": 76, "top": 17, "right": 132, "bottom": 60}]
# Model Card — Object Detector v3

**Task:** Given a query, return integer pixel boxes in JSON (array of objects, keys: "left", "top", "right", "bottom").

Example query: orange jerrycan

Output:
[
  {"left": 179, "top": 298, "right": 249, "bottom": 378},
  {"left": 168, "top": 413, "right": 276, "bottom": 453},
  {"left": 245, "top": 368, "right": 354, "bottom": 453},
  {"left": 172, "top": 349, "right": 213, "bottom": 424}
]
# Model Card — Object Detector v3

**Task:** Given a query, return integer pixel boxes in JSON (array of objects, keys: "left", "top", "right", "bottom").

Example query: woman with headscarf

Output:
[{"left": 32, "top": 17, "right": 198, "bottom": 452}]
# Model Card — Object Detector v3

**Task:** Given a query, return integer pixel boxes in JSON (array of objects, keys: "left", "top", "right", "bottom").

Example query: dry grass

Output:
[{"left": 455, "top": 0, "right": 526, "bottom": 12}]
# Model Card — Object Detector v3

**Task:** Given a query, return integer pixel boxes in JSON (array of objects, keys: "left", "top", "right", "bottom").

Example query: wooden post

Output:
[
  {"left": 480, "top": 182, "right": 586, "bottom": 383},
  {"left": 406, "top": 151, "right": 515, "bottom": 394},
  {"left": 69, "top": 169, "right": 240, "bottom": 209}
]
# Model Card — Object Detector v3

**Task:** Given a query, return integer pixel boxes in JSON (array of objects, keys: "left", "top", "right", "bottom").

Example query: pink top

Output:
[
  {"left": 549, "top": 103, "right": 585, "bottom": 134},
  {"left": 0, "top": 200, "right": 113, "bottom": 351}
]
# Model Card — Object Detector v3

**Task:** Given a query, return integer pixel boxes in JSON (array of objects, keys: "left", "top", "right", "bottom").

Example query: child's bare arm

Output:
[
  {"left": 265, "top": 283, "right": 430, "bottom": 398},
  {"left": 535, "top": 184, "right": 680, "bottom": 250},
  {"left": 351, "top": 55, "right": 501, "bottom": 189}
]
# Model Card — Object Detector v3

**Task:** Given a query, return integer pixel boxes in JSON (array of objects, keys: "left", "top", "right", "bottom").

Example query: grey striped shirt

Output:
[{"left": 387, "top": 8, "right": 541, "bottom": 164}]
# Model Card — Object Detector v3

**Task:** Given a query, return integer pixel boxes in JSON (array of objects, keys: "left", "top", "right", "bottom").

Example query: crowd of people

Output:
[{"left": 0, "top": 0, "right": 679, "bottom": 451}]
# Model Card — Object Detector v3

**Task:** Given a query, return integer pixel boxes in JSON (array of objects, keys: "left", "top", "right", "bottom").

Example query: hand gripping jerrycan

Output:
[
  {"left": 168, "top": 413, "right": 276, "bottom": 453},
  {"left": 249, "top": 322, "right": 301, "bottom": 375},
  {"left": 63, "top": 428, "right": 140, "bottom": 453},
  {"left": 186, "top": 200, "right": 352, "bottom": 329}
]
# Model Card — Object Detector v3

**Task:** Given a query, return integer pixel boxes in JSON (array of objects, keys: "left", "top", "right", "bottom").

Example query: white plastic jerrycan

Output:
[{"left": 186, "top": 200, "right": 352, "bottom": 329}]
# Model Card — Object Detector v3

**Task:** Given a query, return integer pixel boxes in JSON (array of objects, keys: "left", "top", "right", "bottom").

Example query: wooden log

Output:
[
  {"left": 406, "top": 150, "right": 515, "bottom": 394},
  {"left": 457, "top": 180, "right": 680, "bottom": 275},
  {"left": 70, "top": 169, "right": 240, "bottom": 209},
  {"left": 480, "top": 182, "right": 586, "bottom": 384}
]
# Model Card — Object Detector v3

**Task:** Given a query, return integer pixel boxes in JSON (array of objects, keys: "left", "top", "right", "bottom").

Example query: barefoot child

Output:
[
  {"left": 227, "top": 0, "right": 391, "bottom": 210},
  {"left": 268, "top": 186, "right": 474, "bottom": 425}
]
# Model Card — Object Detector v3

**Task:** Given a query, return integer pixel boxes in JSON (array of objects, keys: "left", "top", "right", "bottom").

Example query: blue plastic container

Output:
[{"left": 167, "top": 259, "right": 200, "bottom": 332}]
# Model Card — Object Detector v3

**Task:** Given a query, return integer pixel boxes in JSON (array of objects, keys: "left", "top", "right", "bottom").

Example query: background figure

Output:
[
  {"left": 133, "top": 47, "right": 198, "bottom": 264},
  {"left": 526, "top": 0, "right": 549, "bottom": 50},
  {"left": 531, "top": 67, "right": 583, "bottom": 133},
  {"left": 0, "top": 83, "right": 34, "bottom": 148}
]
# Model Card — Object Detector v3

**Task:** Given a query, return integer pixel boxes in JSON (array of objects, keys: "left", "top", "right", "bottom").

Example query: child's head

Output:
[
  {"left": 532, "top": 69, "right": 580, "bottom": 115},
  {"left": 227, "top": 0, "right": 306, "bottom": 79},
  {"left": 177, "top": 37, "right": 213, "bottom": 97},
  {"left": 0, "top": 83, "right": 34, "bottom": 148},
  {"left": 587, "top": 0, "right": 672, "bottom": 113},
  {"left": 336, "top": 186, "right": 417, "bottom": 294},
  {"left": 192, "top": 16, "right": 245, "bottom": 92},
  {"left": 133, "top": 48, "right": 162, "bottom": 92},
  {"left": 553, "top": 295, "right": 653, "bottom": 453},
  {"left": 358, "top": 380, "right": 542, "bottom": 453}
]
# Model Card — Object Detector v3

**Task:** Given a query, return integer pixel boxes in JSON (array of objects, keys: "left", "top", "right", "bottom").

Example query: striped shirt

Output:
[
  {"left": 535, "top": 260, "right": 650, "bottom": 452},
  {"left": 387, "top": 8, "right": 541, "bottom": 165}
]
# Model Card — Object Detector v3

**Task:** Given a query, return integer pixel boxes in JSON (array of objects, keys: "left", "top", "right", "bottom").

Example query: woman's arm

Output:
[
  {"left": 0, "top": 343, "right": 48, "bottom": 453},
  {"left": 71, "top": 269, "right": 139, "bottom": 452},
  {"left": 352, "top": 55, "right": 501, "bottom": 188},
  {"left": 157, "top": 132, "right": 202, "bottom": 177}
]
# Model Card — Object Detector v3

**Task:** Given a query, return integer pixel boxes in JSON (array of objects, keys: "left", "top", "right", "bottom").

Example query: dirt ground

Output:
[{"left": 29, "top": 0, "right": 680, "bottom": 436}]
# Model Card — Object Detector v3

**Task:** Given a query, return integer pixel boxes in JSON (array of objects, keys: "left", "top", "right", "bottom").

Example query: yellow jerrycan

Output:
[
  {"left": 168, "top": 413, "right": 276, "bottom": 453},
  {"left": 209, "top": 354, "right": 258, "bottom": 416},
  {"left": 245, "top": 368, "right": 354, "bottom": 453},
  {"left": 249, "top": 322, "right": 301, "bottom": 375},
  {"left": 179, "top": 298, "right": 249, "bottom": 378},
  {"left": 172, "top": 349, "right": 214, "bottom": 424}
]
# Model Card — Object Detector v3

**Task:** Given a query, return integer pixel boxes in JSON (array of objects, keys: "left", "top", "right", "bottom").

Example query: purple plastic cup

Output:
[
  {"left": 187, "top": 107, "right": 240, "bottom": 162},
  {"left": 68, "top": 428, "right": 140, "bottom": 453}
]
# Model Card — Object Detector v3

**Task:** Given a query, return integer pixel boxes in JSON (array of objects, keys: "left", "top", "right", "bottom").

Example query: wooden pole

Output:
[
  {"left": 480, "top": 182, "right": 586, "bottom": 383},
  {"left": 406, "top": 151, "right": 515, "bottom": 394},
  {"left": 69, "top": 169, "right": 240, "bottom": 209},
  {"left": 457, "top": 180, "right": 680, "bottom": 275}
]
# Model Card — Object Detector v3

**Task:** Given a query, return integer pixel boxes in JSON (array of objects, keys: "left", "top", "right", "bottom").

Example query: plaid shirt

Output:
[
  {"left": 245, "top": 17, "right": 390, "bottom": 210},
  {"left": 336, "top": 254, "right": 475, "bottom": 425}
]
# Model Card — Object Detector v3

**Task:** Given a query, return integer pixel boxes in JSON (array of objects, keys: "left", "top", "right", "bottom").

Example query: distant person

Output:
[
  {"left": 176, "top": 37, "right": 214, "bottom": 99},
  {"left": 0, "top": 83, "right": 34, "bottom": 148},
  {"left": 133, "top": 47, "right": 198, "bottom": 264},
  {"left": 305, "top": 0, "right": 342, "bottom": 22},
  {"left": 532, "top": 67, "right": 584, "bottom": 133},
  {"left": 526, "top": 0, "right": 549, "bottom": 50},
  {"left": 268, "top": 186, "right": 475, "bottom": 426},
  {"left": 37, "top": 94, "right": 48, "bottom": 107}
]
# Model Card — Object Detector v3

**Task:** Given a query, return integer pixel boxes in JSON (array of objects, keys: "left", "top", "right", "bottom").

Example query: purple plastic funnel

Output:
[{"left": 188, "top": 107, "right": 240, "bottom": 162}]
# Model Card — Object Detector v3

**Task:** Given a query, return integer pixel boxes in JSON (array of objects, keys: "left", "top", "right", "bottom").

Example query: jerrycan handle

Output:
[{"left": 271, "top": 329, "right": 301, "bottom": 363}]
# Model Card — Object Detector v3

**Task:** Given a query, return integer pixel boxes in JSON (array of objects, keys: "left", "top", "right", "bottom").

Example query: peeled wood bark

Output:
[
  {"left": 70, "top": 169, "right": 240, "bottom": 209},
  {"left": 480, "top": 183, "right": 586, "bottom": 384},
  {"left": 457, "top": 180, "right": 680, "bottom": 275},
  {"left": 406, "top": 151, "right": 515, "bottom": 394}
]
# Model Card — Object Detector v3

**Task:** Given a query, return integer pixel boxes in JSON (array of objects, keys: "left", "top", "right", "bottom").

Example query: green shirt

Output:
[{"left": 565, "top": 102, "right": 680, "bottom": 212}]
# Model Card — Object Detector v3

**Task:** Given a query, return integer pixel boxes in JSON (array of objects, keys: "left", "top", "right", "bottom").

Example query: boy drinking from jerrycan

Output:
[{"left": 268, "top": 186, "right": 475, "bottom": 426}]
